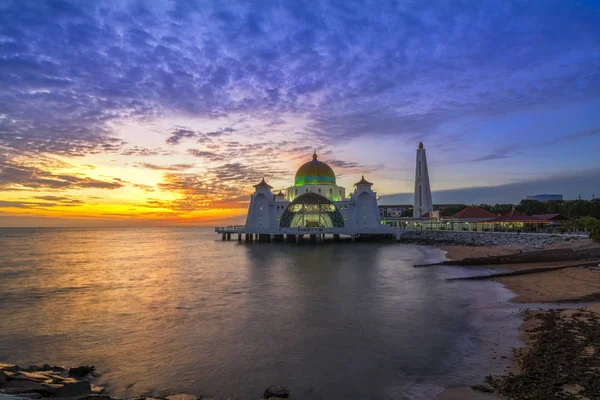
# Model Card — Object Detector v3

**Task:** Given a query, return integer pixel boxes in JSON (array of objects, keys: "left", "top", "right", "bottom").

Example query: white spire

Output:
[{"left": 413, "top": 142, "right": 433, "bottom": 218}]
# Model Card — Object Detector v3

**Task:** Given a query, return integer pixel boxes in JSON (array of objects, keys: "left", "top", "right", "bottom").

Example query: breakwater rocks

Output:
[
  {"left": 0, "top": 364, "right": 290, "bottom": 400},
  {"left": 490, "top": 309, "right": 600, "bottom": 400},
  {"left": 400, "top": 230, "right": 576, "bottom": 248}
]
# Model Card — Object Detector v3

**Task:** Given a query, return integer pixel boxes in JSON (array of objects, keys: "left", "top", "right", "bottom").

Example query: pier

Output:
[{"left": 214, "top": 225, "right": 406, "bottom": 243}]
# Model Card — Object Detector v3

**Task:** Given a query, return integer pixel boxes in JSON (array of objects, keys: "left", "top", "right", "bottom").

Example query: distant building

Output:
[
  {"left": 525, "top": 194, "right": 563, "bottom": 202},
  {"left": 379, "top": 205, "right": 411, "bottom": 218},
  {"left": 451, "top": 206, "right": 497, "bottom": 222}
]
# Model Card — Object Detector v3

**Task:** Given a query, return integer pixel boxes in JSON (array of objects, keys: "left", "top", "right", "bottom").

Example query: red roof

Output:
[
  {"left": 533, "top": 214, "right": 570, "bottom": 221},
  {"left": 253, "top": 178, "right": 272, "bottom": 189},
  {"left": 354, "top": 175, "right": 373, "bottom": 186},
  {"left": 494, "top": 208, "right": 541, "bottom": 222},
  {"left": 451, "top": 206, "right": 497, "bottom": 220}
]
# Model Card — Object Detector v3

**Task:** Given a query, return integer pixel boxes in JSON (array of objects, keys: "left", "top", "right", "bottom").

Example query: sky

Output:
[{"left": 1, "top": 0, "right": 599, "bottom": 227}]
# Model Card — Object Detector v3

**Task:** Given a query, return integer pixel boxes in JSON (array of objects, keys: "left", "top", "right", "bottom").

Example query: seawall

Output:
[{"left": 399, "top": 230, "right": 580, "bottom": 248}]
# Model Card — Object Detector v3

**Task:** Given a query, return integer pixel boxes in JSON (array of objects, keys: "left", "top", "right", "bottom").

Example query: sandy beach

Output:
[{"left": 437, "top": 239, "right": 600, "bottom": 400}]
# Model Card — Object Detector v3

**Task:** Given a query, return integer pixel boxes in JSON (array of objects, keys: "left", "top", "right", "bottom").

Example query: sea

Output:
[{"left": 0, "top": 227, "right": 521, "bottom": 400}]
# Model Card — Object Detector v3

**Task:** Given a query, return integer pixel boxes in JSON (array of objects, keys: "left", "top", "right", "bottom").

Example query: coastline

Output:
[{"left": 436, "top": 239, "right": 600, "bottom": 400}]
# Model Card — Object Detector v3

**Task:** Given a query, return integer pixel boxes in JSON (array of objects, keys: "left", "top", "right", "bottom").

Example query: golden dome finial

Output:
[
  {"left": 312, "top": 149, "right": 318, "bottom": 160},
  {"left": 419, "top": 142, "right": 424, "bottom": 149}
]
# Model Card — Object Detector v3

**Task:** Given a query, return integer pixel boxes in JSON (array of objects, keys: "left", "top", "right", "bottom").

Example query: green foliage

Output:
[
  {"left": 573, "top": 216, "right": 600, "bottom": 231},
  {"left": 476, "top": 199, "right": 600, "bottom": 220},
  {"left": 477, "top": 203, "right": 513, "bottom": 215},
  {"left": 590, "top": 226, "right": 600, "bottom": 242},
  {"left": 566, "top": 216, "right": 600, "bottom": 241},
  {"left": 436, "top": 205, "right": 467, "bottom": 217}
]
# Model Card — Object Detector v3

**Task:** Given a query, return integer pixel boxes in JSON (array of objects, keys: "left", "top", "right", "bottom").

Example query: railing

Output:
[
  {"left": 295, "top": 227, "right": 328, "bottom": 233},
  {"left": 214, "top": 225, "right": 245, "bottom": 232}
]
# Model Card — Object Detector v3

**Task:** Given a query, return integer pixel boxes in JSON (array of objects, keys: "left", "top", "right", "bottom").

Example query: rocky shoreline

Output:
[
  {"left": 0, "top": 365, "right": 289, "bottom": 400},
  {"left": 400, "top": 230, "right": 579, "bottom": 248},
  {"left": 436, "top": 240, "right": 600, "bottom": 400}
]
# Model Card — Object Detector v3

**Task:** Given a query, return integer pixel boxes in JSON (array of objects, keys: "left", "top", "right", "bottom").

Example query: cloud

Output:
[
  {"left": 0, "top": 0, "right": 597, "bottom": 164},
  {"left": 166, "top": 128, "right": 198, "bottom": 145},
  {"left": 33, "top": 195, "right": 84, "bottom": 205},
  {"left": 380, "top": 167, "right": 600, "bottom": 205},
  {"left": 327, "top": 159, "right": 383, "bottom": 173},
  {"left": 121, "top": 146, "right": 171, "bottom": 156},
  {"left": 470, "top": 127, "right": 600, "bottom": 162},
  {"left": 186, "top": 149, "right": 225, "bottom": 161},
  {"left": 134, "top": 162, "right": 195, "bottom": 171},
  {"left": 0, "top": 161, "right": 124, "bottom": 191}
]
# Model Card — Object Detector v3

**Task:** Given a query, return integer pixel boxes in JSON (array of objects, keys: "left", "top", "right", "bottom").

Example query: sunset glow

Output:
[{"left": 1, "top": 1, "right": 599, "bottom": 226}]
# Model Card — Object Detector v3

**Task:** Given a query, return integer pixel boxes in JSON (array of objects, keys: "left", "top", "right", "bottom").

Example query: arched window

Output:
[{"left": 279, "top": 193, "right": 344, "bottom": 228}]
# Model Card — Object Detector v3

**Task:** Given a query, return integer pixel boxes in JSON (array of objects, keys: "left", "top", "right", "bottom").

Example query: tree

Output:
[
  {"left": 517, "top": 200, "right": 548, "bottom": 216},
  {"left": 437, "top": 205, "right": 467, "bottom": 217},
  {"left": 591, "top": 225, "right": 600, "bottom": 242}
]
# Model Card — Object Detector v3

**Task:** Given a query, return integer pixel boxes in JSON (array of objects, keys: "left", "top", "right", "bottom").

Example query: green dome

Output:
[{"left": 294, "top": 152, "right": 336, "bottom": 186}]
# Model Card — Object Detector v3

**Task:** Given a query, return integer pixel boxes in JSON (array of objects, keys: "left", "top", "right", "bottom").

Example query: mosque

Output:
[{"left": 216, "top": 143, "right": 433, "bottom": 242}]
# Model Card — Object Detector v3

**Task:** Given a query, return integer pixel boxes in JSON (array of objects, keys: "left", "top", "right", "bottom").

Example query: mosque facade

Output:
[
  {"left": 245, "top": 151, "right": 382, "bottom": 235},
  {"left": 217, "top": 143, "right": 433, "bottom": 241}
]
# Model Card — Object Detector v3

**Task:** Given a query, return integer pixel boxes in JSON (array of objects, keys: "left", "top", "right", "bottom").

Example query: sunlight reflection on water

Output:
[{"left": 0, "top": 227, "right": 520, "bottom": 400}]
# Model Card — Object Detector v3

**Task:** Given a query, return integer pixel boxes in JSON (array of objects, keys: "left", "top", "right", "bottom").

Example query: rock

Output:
[
  {"left": 562, "top": 384, "right": 585, "bottom": 395},
  {"left": 0, "top": 395, "right": 38, "bottom": 400},
  {"left": 1, "top": 380, "right": 51, "bottom": 396},
  {"left": 263, "top": 385, "right": 290, "bottom": 399},
  {"left": 50, "top": 380, "right": 93, "bottom": 398},
  {"left": 470, "top": 384, "right": 494, "bottom": 393},
  {"left": 165, "top": 394, "right": 198, "bottom": 400},
  {"left": 7, "top": 372, "right": 53, "bottom": 384},
  {"left": 51, "top": 396, "right": 112, "bottom": 400},
  {"left": 0, "top": 366, "right": 19, "bottom": 373},
  {"left": 68, "top": 367, "right": 95, "bottom": 379},
  {"left": 6, "top": 394, "right": 41, "bottom": 399},
  {"left": 22, "top": 365, "right": 65, "bottom": 374},
  {"left": 0, "top": 371, "right": 8, "bottom": 387}
]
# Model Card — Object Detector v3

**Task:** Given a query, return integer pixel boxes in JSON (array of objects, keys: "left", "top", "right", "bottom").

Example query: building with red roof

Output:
[
  {"left": 450, "top": 206, "right": 497, "bottom": 221},
  {"left": 493, "top": 207, "right": 545, "bottom": 223},
  {"left": 533, "top": 214, "right": 570, "bottom": 222}
]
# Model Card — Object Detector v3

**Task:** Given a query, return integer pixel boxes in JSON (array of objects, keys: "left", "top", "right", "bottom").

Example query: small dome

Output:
[{"left": 294, "top": 151, "right": 336, "bottom": 186}]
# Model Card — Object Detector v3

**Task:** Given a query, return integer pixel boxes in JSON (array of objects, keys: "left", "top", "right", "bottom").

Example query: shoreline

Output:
[{"left": 436, "top": 240, "right": 600, "bottom": 400}]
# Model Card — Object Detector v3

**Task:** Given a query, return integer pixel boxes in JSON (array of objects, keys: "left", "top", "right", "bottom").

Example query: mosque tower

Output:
[{"left": 413, "top": 142, "right": 433, "bottom": 218}]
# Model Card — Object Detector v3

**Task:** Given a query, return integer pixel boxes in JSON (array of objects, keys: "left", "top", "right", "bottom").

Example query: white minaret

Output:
[{"left": 413, "top": 142, "right": 433, "bottom": 218}]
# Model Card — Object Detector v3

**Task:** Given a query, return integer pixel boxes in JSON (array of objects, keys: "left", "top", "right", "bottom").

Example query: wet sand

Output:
[{"left": 436, "top": 240, "right": 600, "bottom": 400}]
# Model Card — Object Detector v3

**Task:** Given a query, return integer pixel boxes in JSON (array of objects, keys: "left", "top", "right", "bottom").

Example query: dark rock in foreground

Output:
[
  {"left": 262, "top": 385, "right": 290, "bottom": 399},
  {"left": 51, "top": 380, "right": 92, "bottom": 398},
  {"left": 1, "top": 363, "right": 287, "bottom": 400},
  {"left": 68, "top": 367, "right": 95, "bottom": 379}
]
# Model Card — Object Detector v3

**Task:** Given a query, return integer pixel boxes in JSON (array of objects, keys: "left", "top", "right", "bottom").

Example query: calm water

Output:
[{"left": 0, "top": 228, "right": 520, "bottom": 400}]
